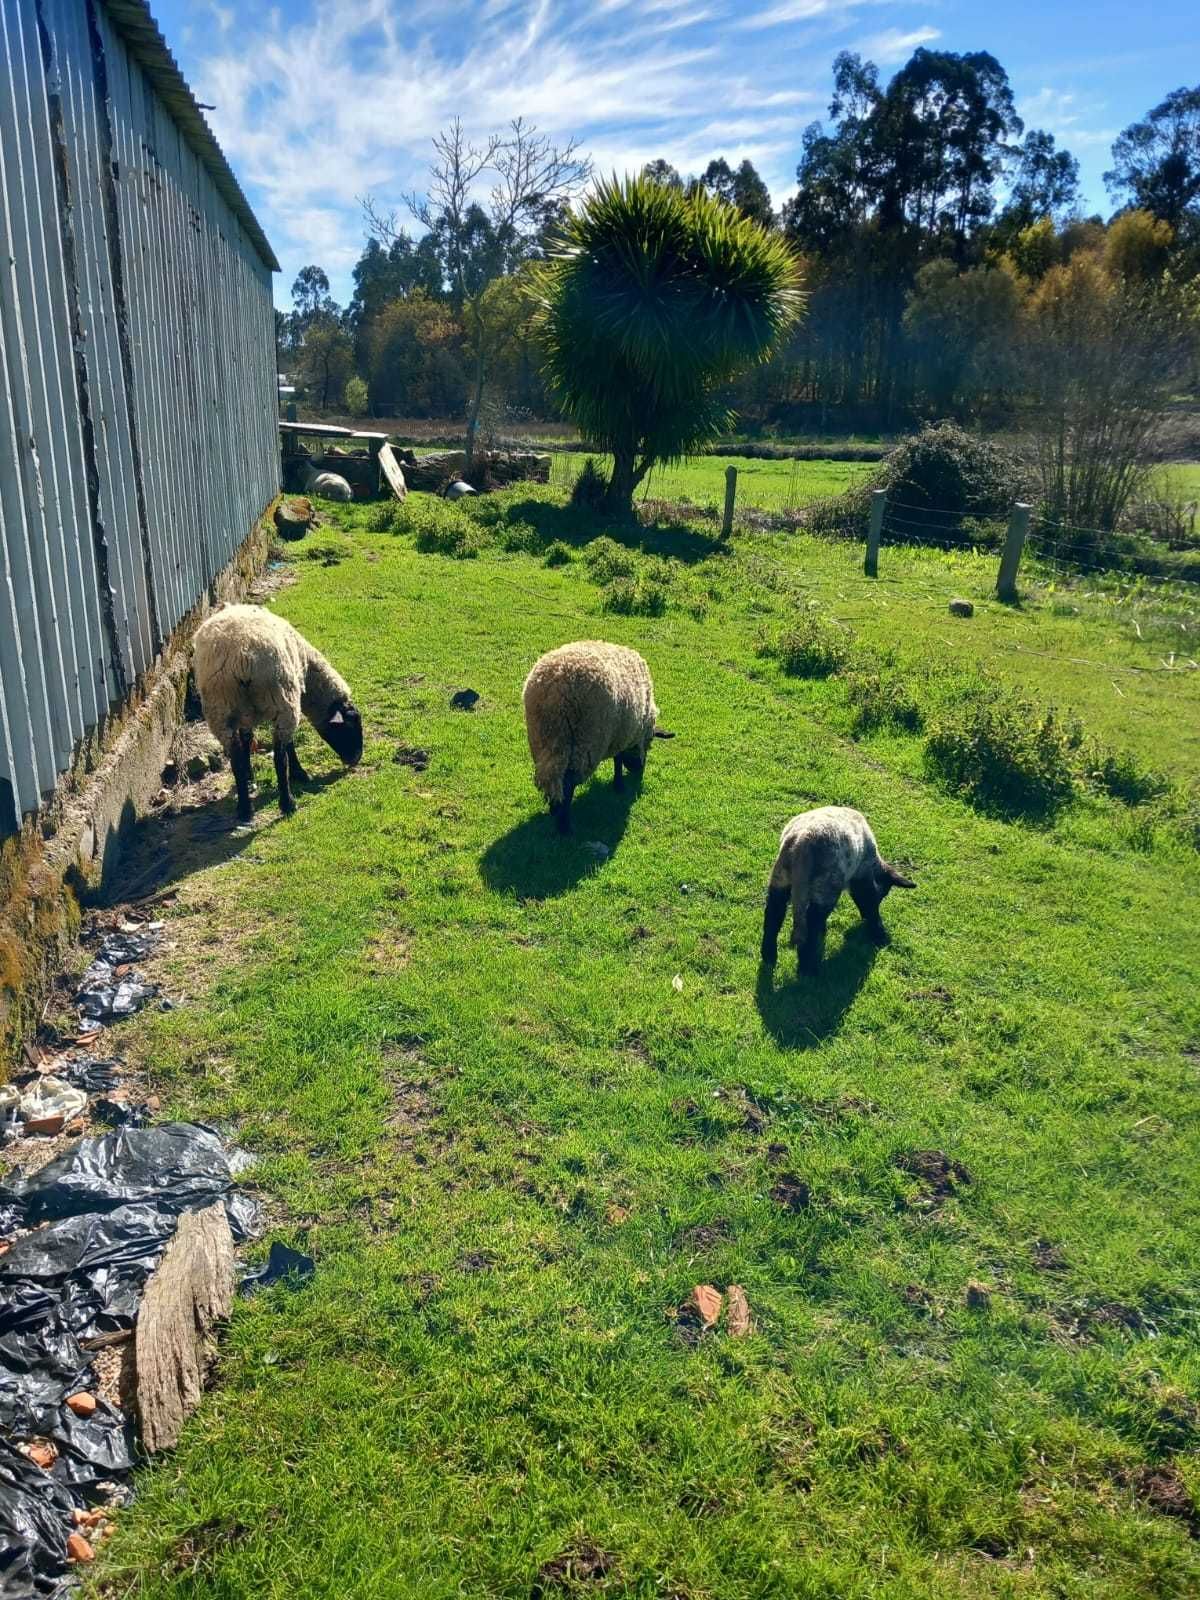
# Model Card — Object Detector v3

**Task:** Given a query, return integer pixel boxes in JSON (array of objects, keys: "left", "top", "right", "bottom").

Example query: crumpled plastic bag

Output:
[
  {"left": 0, "top": 1122, "right": 261, "bottom": 1591},
  {"left": 16, "top": 1078, "right": 88, "bottom": 1132},
  {"left": 239, "top": 1240, "right": 315, "bottom": 1295},
  {"left": 75, "top": 932, "right": 161, "bottom": 1024},
  {"left": 0, "top": 1124, "right": 248, "bottom": 1230},
  {"left": 0, "top": 1438, "right": 75, "bottom": 1598}
]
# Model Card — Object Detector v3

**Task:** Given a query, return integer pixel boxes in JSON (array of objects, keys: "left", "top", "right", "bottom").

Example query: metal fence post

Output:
[
  {"left": 997, "top": 502, "right": 1031, "bottom": 602},
  {"left": 864, "top": 490, "right": 886, "bottom": 577},
  {"left": 720, "top": 465, "right": 737, "bottom": 542}
]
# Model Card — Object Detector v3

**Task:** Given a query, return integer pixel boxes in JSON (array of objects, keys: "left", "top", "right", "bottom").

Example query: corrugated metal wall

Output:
[{"left": 0, "top": 0, "right": 278, "bottom": 836}]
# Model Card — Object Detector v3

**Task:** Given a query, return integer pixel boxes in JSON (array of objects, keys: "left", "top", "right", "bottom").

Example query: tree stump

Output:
[
  {"left": 274, "top": 496, "right": 314, "bottom": 541},
  {"left": 135, "top": 1202, "right": 234, "bottom": 1452}
]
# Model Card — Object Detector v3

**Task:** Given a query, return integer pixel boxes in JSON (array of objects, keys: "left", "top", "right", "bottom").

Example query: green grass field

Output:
[
  {"left": 547, "top": 451, "right": 876, "bottom": 510},
  {"left": 94, "top": 487, "right": 1200, "bottom": 1598}
]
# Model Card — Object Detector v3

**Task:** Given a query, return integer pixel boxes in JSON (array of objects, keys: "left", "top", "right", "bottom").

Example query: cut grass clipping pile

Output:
[{"left": 98, "top": 477, "right": 1199, "bottom": 1598}]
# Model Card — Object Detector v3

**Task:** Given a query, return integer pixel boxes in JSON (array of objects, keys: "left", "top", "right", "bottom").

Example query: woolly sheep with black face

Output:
[{"left": 192, "top": 604, "right": 363, "bottom": 823}]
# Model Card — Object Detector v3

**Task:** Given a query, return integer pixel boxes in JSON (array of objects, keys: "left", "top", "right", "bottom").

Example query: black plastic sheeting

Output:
[
  {"left": 239, "top": 1240, "right": 314, "bottom": 1295},
  {"left": 0, "top": 1125, "right": 262, "bottom": 1598},
  {"left": 75, "top": 934, "right": 161, "bottom": 1025}
]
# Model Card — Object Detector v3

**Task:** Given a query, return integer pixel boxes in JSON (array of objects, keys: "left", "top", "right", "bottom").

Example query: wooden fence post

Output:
[
  {"left": 997, "top": 502, "right": 1031, "bottom": 602},
  {"left": 864, "top": 489, "right": 886, "bottom": 577},
  {"left": 720, "top": 465, "right": 737, "bottom": 542}
]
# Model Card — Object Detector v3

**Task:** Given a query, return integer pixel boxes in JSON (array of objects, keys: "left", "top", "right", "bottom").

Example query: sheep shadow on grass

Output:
[
  {"left": 100, "top": 768, "right": 348, "bottom": 903},
  {"left": 755, "top": 923, "right": 881, "bottom": 1049},
  {"left": 480, "top": 778, "right": 639, "bottom": 899}
]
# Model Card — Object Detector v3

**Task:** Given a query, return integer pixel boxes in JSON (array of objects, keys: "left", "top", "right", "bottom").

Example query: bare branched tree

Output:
[
  {"left": 362, "top": 118, "right": 591, "bottom": 467},
  {"left": 362, "top": 117, "right": 591, "bottom": 310}
]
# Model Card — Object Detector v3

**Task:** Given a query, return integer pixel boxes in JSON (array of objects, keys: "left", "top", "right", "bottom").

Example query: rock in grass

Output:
[{"left": 949, "top": 598, "right": 974, "bottom": 617}]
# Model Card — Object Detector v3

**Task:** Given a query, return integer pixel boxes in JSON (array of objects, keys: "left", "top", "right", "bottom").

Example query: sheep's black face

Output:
[{"left": 318, "top": 698, "right": 363, "bottom": 766}]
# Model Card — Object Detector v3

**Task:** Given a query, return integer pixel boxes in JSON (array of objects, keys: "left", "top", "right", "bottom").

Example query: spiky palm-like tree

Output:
[{"left": 534, "top": 176, "right": 804, "bottom": 515}]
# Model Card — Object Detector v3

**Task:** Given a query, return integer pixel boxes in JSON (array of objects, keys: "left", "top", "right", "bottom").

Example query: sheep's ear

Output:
[
  {"left": 652, "top": 726, "right": 676, "bottom": 740},
  {"left": 328, "top": 710, "right": 345, "bottom": 725},
  {"left": 881, "top": 860, "right": 916, "bottom": 889}
]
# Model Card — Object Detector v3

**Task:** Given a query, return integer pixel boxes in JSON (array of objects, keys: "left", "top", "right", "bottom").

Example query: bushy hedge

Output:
[{"left": 925, "top": 693, "right": 1081, "bottom": 820}]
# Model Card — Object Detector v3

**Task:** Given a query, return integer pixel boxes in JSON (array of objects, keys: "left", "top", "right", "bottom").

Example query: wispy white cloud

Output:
[
  {"left": 1018, "top": 87, "right": 1116, "bottom": 151},
  {"left": 744, "top": 0, "right": 881, "bottom": 32},
  {"left": 859, "top": 24, "right": 939, "bottom": 63}
]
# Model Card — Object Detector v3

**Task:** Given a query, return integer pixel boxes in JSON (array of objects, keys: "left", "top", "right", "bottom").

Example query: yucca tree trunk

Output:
[{"left": 605, "top": 445, "right": 639, "bottom": 516}]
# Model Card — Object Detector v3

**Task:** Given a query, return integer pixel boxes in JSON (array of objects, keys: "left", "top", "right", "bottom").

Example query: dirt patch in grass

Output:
[
  {"left": 895, "top": 1149, "right": 974, "bottom": 1196},
  {"left": 1125, "top": 1464, "right": 1199, "bottom": 1535},
  {"left": 771, "top": 1173, "right": 811, "bottom": 1212},
  {"left": 1031, "top": 1239, "right": 1067, "bottom": 1272},
  {"left": 534, "top": 1541, "right": 615, "bottom": 1594},
  {"left": 1053, "top": 1299, "right": 1154, "bottom": 1343},
  {"left": 675, "top": 1219, "right": 731, "bottom": 1253},
  {"left": 392, "top": 744, "right": 431, "bottom": 772}
]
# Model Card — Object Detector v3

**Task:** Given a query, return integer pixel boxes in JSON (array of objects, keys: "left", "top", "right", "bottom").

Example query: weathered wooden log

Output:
[{"left": 135, "top": 1202, "right": 234, "bottom": 1453}]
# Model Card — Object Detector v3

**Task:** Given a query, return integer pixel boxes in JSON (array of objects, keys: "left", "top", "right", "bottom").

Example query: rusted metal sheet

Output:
[{"left": 0, "top": 0, "right": 278, "bottom": 831}]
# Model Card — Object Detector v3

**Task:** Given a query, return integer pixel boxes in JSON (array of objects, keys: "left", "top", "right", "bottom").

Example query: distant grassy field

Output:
[
  {"left": 93, "top": 487, "right": 1200, "bottom": 1599},
  {"left": 548, "top": 450, "right": 876, "bottom": 509}
]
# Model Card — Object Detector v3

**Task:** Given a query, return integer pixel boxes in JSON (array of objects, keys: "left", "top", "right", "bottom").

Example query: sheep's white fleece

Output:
[
  {"left": 522, "top": 641, "right": 659, "bottom": 805},
  {"left": 192, "top": 604, "right": 351, "bottom": 750},
  {"left": 305, "top": 468, "right": 352, "bottom": 502}
]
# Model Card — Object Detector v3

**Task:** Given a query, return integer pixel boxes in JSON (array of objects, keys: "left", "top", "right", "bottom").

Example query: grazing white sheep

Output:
[
  {"left": 761, "top": 805, "right": 915, "bottom": 974},
  {"left": 304, "top": 465, "right": 353, "bottom": 502},
  {"left": 522, "top": 640, "right": 673, "bottom": 834},
  {"left": 192, "top": 604, "right": 362, "bottom": 822}
]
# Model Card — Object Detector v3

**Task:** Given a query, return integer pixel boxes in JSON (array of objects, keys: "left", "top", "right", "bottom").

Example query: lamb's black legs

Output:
[
  {"left": 760, "top": 885, "right": 789, "bottom": 964},
  {"left": 849, "top": 880, "right": 889, "bottom": 944},
  {"left": 798, "top": 902, "right": 834, "bottom": 975},
  {"left": 613, "top": 754, "right": 625, "bottom": 792},
  {"left": 287, "top": 743, "right": 310, "bottom": 784},
  {"left": 274, "top": 739, "right": 296, "bottom": 816},
  {"left": 230, "top": 729, "right": 254, "bottom": 823}
]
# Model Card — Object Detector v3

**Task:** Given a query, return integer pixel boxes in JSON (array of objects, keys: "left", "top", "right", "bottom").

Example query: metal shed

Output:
[{"left": 0, "top": 0, "right": 279, "bottom": 836}]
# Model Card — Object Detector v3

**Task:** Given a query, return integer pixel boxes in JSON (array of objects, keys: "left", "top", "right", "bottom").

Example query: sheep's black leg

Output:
[
  {"left": 555, "top": 771, "right": 577, "bottom": 835},
  {"left": 798, "top": 902, "right": 834, "bottom": 975},
  {"left": 613, "top": 754, "right": 625, "bottom": 792},
  {"left": 287, "top": 743, "right": 311, "bottom": 784},
  {"left": 849, "top": 879, "right": 888, "bottom": 944},
  {"left": 760, "top": 884, "right": 789, "bottom": 964},
  {"left": 230, "top": 730, "right": 253, "bottom": 823},
  {"left": 274, "top": 739, "right": 296, "bottom": 817},
  {"left": 624, "top": 749, "right": 644, "bottom": 778}
]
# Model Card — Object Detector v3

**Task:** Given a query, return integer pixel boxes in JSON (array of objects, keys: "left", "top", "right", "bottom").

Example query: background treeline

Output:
[{"left": 277, "top": 52, "right": 1200, "bottom": 442}]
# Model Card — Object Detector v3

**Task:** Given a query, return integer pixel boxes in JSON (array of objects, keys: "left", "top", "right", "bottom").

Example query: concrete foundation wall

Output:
[{"left": 0, "top": 500, "right": 276, "bottom": 1072}]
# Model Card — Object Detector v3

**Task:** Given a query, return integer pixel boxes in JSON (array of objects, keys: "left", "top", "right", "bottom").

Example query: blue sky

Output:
[{"left": 151, "top": 0, "right": 1198, "bottom": 307}]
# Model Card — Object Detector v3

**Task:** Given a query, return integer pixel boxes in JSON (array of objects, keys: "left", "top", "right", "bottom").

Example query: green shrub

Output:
[
  {"left": 365, "top": 502, "right": 399, "bottom": 533},
  {"left": 602, "top": 576, "right": 668, "bottom": 616},
  {"left": 1082, "top": 743, "right": 1168, "bottom": 806},
  {"left": 765, "top": 611, "right": 854, "bottom": 679},
  {"left": 925, "top": 693, "right": 1079, "bottom": 820},
  {"left": 407, "top": 503, "right": 484, "bottom": 559},
  {"left": 805, "top": 485, "right": 873, "bottom": 542},
  {"left": 847, "top": 670, "right": 923, "bottom": 735},
  {"left": 584, "top": 537, "right": 639, "bottom": 583},
  {"left": 344, "top": 375, "right": 368, "bottom": 417},
  {"left": 570, "top": 457, "right": 608, "bottom": 510},
  {"left": 883, "top": 421, "right": 1024, "bottom": 520},
  {"left": 498, "top": 520, "right": 542, "bottom": 554},
  {"left": 542, "top": 541, "right": 573, "bottom": 567}
]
